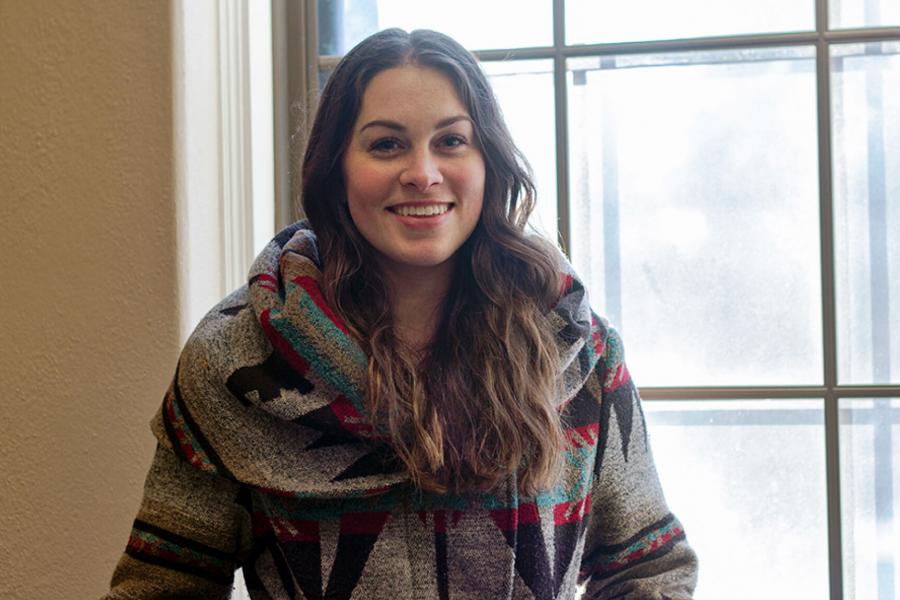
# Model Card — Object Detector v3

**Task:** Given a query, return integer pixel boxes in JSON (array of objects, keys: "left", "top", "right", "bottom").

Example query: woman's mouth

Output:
[{"left": 389, "top": 203, "right": 452, "bottom": 217}]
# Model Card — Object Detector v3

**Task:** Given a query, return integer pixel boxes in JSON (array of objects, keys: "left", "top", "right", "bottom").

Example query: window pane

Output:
[
  {"left": 317, "top": 0, "right": 551, "bottom": 55},
  {"left": 568, "top": 48, "right": 822, "bottom": 387},
  {"left": 829, "top": 0, "right": 900, "bottom": 29},
  {"left": 840, "top": 398, "right": 900, "bottom": 599},
  {"left": 566, "top": 0, "right": 813, "bottom": 44},
  {"left": 645, "top": 399, "right": 828, "bottom": 600},
  {"left": 832, "top": 42, "right": 900, "bottom": 385},
  {"left": 482, "top": 60, "right": 558, "bottom": 240}
]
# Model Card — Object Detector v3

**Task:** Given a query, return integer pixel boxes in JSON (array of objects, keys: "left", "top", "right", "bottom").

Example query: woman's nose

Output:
[{"left": 399, "top": 149, "right": 443, "bottom": 191}]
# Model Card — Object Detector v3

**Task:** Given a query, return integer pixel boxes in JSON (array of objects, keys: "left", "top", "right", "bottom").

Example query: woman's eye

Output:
[
  {"left": 370, "top": 138, "right": 402, "bottom": 153},
  {"left": 439, "top": 135, "right": 466, "bottom": 149}
]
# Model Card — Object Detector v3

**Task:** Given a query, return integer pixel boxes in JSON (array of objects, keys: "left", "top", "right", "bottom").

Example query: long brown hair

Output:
[{"left": 301, "top": 29, "right": 564, "bottom": 495}]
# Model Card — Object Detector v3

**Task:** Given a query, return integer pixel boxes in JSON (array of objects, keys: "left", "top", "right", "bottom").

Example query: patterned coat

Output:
[{"left": 104, "top": 221, "right": 697, "bottom": 599}]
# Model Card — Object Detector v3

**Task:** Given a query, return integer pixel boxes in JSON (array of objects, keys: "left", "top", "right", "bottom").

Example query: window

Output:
[{"left": 281, "top": 1, "right": 900, "bottom": 597}]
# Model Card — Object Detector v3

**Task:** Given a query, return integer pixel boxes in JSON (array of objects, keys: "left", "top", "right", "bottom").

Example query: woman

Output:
[{"left": 105, "top": 28, "right": 697, "bottom": 599}]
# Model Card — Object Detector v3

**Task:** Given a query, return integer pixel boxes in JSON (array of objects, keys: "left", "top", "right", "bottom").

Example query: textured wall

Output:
[{"left": 0, "top": 1, "right": 177, "bottom": 597}]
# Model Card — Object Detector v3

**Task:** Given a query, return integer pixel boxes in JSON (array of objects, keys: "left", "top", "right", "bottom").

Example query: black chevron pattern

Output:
[{"left": 226, "top": 352, "right": 314, "bottom": 407}]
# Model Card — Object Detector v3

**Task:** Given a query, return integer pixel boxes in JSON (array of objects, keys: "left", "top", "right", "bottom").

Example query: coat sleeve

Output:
[
  {"left": 578, "top": 327, "right": 698, "bottom": 599},
  {"left": 102, "top": 443, "right": 252, "bottom": 599}
]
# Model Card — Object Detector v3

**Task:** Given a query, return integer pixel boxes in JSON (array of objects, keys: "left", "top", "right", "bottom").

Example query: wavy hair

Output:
[{"left": 301, "top": 28, "right": 564, "bottom": 495}]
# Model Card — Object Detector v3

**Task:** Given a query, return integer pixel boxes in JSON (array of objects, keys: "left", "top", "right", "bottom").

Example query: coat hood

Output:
[{"left": 152, "top": 221, "right": 603, "bottom": 498}]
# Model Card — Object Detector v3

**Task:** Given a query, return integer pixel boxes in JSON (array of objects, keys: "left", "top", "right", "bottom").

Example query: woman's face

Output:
[{"left": 342, "top": 64, "right": 485, "bottom": 279}]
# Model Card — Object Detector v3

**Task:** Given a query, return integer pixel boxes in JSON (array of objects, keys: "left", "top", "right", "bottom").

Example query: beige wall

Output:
[{"left": 0, "top": 1, "right": 178, "bottom": 597}]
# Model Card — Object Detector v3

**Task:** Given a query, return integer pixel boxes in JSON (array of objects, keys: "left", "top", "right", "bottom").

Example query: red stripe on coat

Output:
[
  {"left": 340, "top": 512, "right": 390, "bottom": 535},
  {"left": 259, "top": 308, "right": 311, "bottom": 377},
  {"left": 490, "top": 502, "right": 541, "bottom": 531},
  {"left": 553, "top": 493, "right": 591, "bottom": 525}
]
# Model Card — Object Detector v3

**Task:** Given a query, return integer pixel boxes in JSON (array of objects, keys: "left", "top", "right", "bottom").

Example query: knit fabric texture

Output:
[{"left": 104, "top": 221, "right": 698, "bottom": 599}]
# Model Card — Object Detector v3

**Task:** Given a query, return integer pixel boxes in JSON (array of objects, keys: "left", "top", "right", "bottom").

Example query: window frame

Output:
[{"left": 274, "top": 2, "right": 900, "bottom": 597}]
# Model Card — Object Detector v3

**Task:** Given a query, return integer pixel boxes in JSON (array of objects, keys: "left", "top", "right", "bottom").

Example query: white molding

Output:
[
  {"left": 173, "top": 0, "right": 225, "bottom": 340},
  {"left": 173, "top": 0, "right": 265, "bottom": 340},
  {"left": 217, "top": 0, "right": 255, "bottom": 294},
  {"left": 249, "top": 0, "right": 275, "bottom": 255}
]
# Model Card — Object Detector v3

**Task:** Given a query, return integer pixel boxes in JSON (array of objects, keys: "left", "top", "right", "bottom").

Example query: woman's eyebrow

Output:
[
  {"left": 358, "top": 115, "right": 472, "bottom": 134},
  {"left": 435, "top": 115, "right": 473, "bottom": 129},
  {"left": 359, "top": 119, "right": 405, "bottom": 133}
]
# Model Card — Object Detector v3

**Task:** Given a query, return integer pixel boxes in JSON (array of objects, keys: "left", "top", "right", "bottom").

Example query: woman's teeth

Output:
[{"left": 392, "top": 204, "right": 450, "bottom": 217}]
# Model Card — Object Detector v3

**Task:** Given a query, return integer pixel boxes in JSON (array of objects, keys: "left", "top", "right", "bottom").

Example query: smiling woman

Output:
[
  {"left": 301, "top": 28, "right": 568, "bottom": 498},
  {"left": 342, "top": 64, "right": 485, "bottom": 292},
  {"left": 103, "top": 28, "right": 697, "bottom": 599}
]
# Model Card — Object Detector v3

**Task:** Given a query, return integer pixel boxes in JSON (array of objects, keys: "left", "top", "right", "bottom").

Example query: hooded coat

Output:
[{"left": 104, "top": 221, "right": 698, "bottom": 599}]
